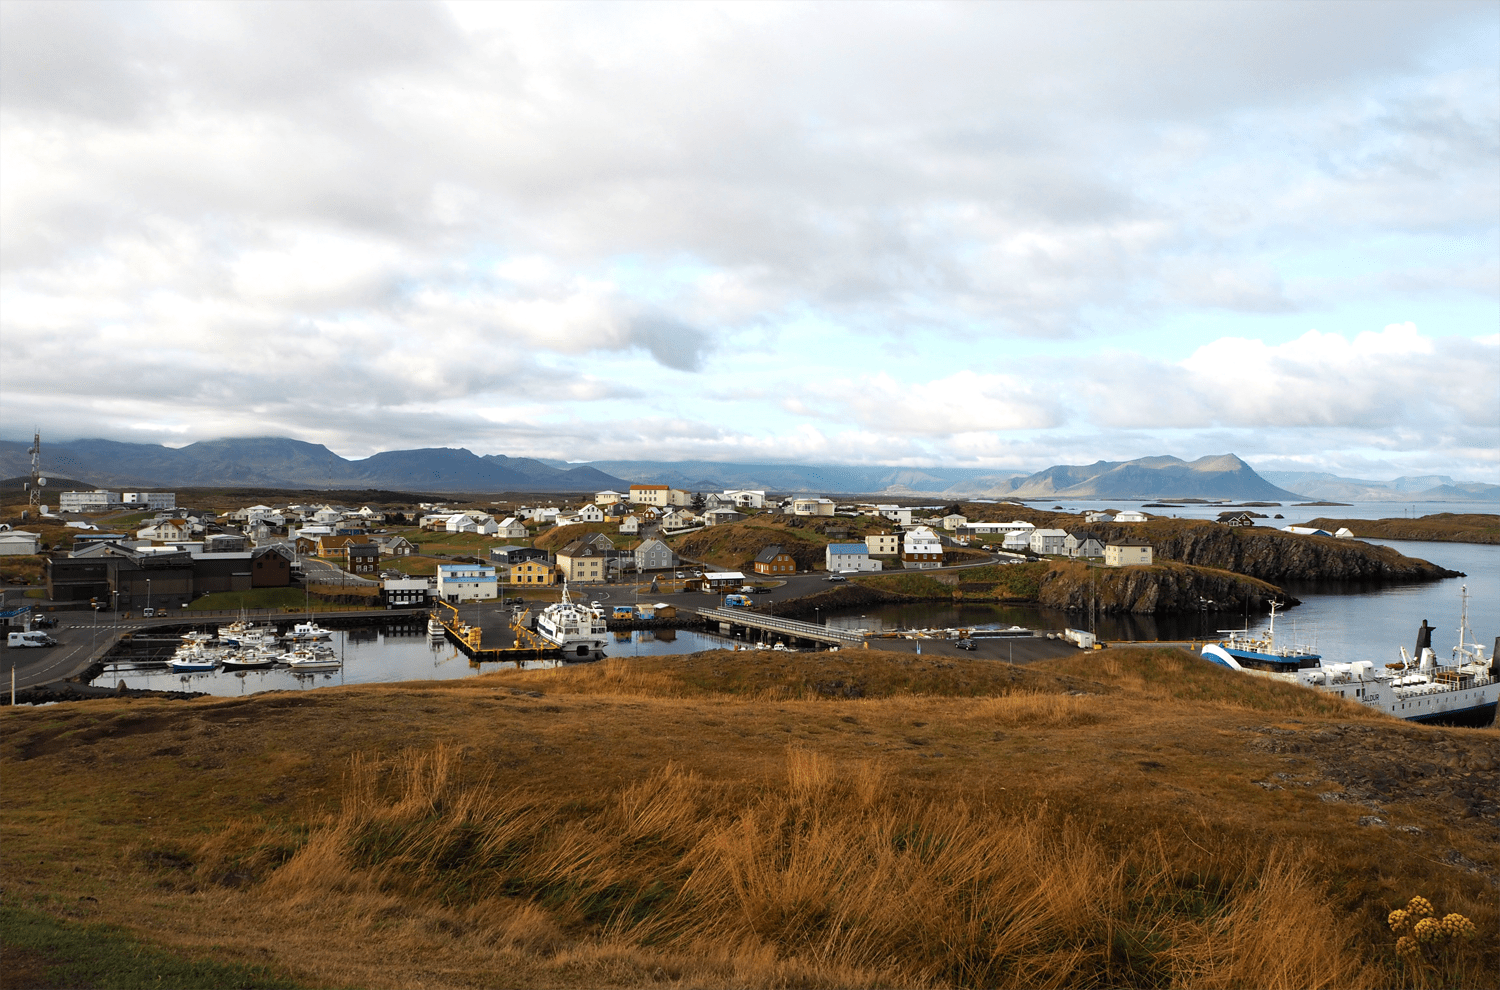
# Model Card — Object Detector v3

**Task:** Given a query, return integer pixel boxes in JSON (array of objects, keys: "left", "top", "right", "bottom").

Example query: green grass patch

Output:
[
  {"left": 0, "top": 903, "right": 303, "bottom": 989},
  {"left": 188, "top": 588, "right": 315, "bottom": 611},
  {"left": 23, "top": 588, "right": 46, "bottom": 598}
]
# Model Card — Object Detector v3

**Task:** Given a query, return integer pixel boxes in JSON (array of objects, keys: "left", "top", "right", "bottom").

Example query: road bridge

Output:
[{"left": 696, "top": 607, "right": 867, "bottom": 648}]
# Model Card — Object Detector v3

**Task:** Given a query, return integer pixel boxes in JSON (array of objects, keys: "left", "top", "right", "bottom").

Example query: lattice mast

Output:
[{"left": 24, "top": 430, "right": 44, "bottom": 505}]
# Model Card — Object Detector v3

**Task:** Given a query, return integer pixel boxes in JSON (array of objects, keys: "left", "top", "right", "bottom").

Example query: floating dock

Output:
[{"left": 431, "top": 601, "right": 565, "bottom": 662}]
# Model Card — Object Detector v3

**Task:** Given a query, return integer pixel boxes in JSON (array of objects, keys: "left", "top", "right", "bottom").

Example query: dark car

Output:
[{"left": 955, "top": 638, "right": 977, "bottom": 651}]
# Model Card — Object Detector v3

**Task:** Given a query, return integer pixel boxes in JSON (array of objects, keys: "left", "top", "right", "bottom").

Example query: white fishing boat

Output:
[
  {"left": 427, "top": 616, "right": 446, "bottom": 637},
  {"left": 290, "top": 621, "right": 333, "bottom": 641},
  {"left": 535, "top": 584, "right": 609, "bottom": 658},
  {"left": 180, "top": 630, "right": 216, "bottom": 645},
  {"left": 221, "top": 648, "right": 279, "bottom": 670},
  {"left": 282, "top": 647, "right": 342, "bottom": 671},
  {"left": 168, "top": 644, "right": 219, "bottom": 672},
  {"left": 1204, "top": 586, "right": 1498, "bottom": 727}
]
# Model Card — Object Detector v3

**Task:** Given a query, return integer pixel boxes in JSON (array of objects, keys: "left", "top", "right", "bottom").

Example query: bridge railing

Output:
[{"left": 697, "top": 607, "right": 867, "bottom": 644}]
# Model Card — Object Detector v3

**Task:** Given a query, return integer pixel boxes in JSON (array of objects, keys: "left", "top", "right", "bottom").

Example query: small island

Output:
[{"left": 1304, "top": 512, "right": 1500, "bottom": 545}]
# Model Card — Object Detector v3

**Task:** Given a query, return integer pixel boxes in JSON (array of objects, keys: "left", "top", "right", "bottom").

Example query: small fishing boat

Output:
[
  {"left": 221, "top": 648, "right": 279, "bottom": 670},
  {"left": 282, "top": 647, "right": 342, "bottom": 671},
  {"left": 168, "top": 644, "right": 219, "bottom": 672},
  {"left": 290, "top": 621, "right": 333, "bottom": 641}
]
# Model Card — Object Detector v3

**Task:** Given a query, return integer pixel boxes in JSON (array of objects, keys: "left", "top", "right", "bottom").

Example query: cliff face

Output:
[
  {"left": 1035, "top": 561, "right": 1291, "bottom": 614},
  {"left": 1090, "top": 521, "right": 1460, "bottom": 583}
]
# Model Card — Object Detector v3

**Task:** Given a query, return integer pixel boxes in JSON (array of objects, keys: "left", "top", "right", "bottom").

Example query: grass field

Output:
[{"left": 2, "top": 648, "right": 1494, "bottom": 989}]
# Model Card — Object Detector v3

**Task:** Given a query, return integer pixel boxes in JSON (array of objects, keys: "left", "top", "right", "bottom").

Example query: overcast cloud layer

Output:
[{"left": 2, "top": 0, "right": 1496, "bottom": 480}]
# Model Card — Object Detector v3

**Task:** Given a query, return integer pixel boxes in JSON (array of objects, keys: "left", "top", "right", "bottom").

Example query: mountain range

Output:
[
  {"left": 1256, "top": 471, "right": 1500, "bottom": 503},
  {"left": 4, "top": 437, "right": 1494, "bottom": 502}
]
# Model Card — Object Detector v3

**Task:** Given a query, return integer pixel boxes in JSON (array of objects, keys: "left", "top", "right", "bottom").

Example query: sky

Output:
[{"left": 2, "top": 0, "right": 1497, "bottom": 481}]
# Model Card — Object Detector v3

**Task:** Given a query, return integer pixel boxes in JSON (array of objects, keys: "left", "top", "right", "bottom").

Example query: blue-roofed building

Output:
[{"left": 825, "top": 542, "right": 882, "bottom": 573}]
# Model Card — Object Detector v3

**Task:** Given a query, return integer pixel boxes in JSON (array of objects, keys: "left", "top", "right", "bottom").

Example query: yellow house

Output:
[
  {"left": 1104, "top": 538, "right": 1153, "bottom": 567},
  {"left": 508, "top": 560, "right": 556, "bottom": 586}
]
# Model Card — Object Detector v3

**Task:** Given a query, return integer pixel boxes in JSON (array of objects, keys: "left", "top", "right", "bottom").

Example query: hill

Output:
[
  {"left": 1304, "top": 513, "right": 1500, "bottom": 545},
  {"left": 2, "top": 650, "right": 1494, "bottom": 989},
  {"left": 0, "top": 437, "right": 629, "bottom": 493},
  {"left": 999, "top": 453, "right": 1307, "bottom": 501}
]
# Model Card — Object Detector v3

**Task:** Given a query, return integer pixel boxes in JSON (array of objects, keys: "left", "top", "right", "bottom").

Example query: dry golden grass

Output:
[{"left": 3, "top": 647, "right": 1496, "bottom": 989}]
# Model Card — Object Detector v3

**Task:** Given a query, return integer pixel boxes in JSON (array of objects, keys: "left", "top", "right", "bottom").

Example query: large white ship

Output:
[
  {"left": 535, "top": 584, "right": 609, "bottom": 659},
  {"left": 1204, "top": 586, "right": 1498, "bottom": 727}
]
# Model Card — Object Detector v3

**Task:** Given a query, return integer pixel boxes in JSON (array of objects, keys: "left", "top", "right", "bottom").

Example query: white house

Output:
[
  {"left": 668, "top": 488, "right": 694, "bottom": 507},
  {"left": 575, "top": 503, "right": 605, "bottom": 523},
  {"left": 864, "top": 533, "right": 899, "bottom": 556},
  {"left": 1063, "top": 531, "right": 1105, "bottom": 558},
  {"left": 1001, "top": 531, "right": 1032, "bottom": 552},
  {"left": 446, "top": 513, "right": 499, "bottom": 535},
  {"left": 137, "top": 519, "right": 194, "bottom": 542},
  {"left": 496, "top": 517, "right": 528, "bottom": 539},
  {"left": 0, "top": 531, "right": 41, "bottom": 555},
  {"left": 722, "top": 489, "right": 767, "bottom": 509},
  {"left": 792, "top": 497, "right": 836, "bottom": 517},
  {"left": 1113, "top": 510, "right": 1149, "bottom": 523},
  {"left": 940, "top": 513, "right": 968, "bottom": 531},
  {"left": 312, "top": 507, "right": 344, "bottom": 525},
  {"left": 703, "top": 507, "right": 745, "bottom": 526},
  {"left": 436, "top": 563, "right": 498, "bottom": 601},
  {"left": 594, "top": 490, "right": 627, "bottom": 506},
  {"left": 659, "top": 509, "right": 696, "bottom": 531},
  {"left": 878, "top": 506, "right": 913, "bottom": 526},
  {"left": 619, "top": 515, "right": 641, "bottom": 534},
  {"left": 1104, "top": 538, "right": 1153, "bottom": 567},
  {"left": 1029, "top": 529, "right": 1068, "bottom": 555},
  {"left": 826, "top": 542, "right": 882, "bottom": 573},
  {"left": 1083, "top": 511, "right": 1114, "bottom": 523}
]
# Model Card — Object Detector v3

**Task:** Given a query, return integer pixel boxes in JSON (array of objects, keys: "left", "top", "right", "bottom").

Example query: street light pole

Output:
[{"left": 146, "top": 578, "right": 152, "bottom": 615}]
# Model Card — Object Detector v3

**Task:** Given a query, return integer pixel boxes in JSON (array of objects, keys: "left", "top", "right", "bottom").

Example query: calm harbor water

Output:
[{"left": 99, "top": 538, "right": 1496, "bottom": 698}]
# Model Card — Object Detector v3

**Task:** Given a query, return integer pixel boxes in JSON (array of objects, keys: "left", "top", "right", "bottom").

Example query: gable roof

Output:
[
  {"left": 827, "top": 543, "right": 869, "bottom": 554},
  {"left": 755, "top": 544, "right": 786, "bottom": 563}
]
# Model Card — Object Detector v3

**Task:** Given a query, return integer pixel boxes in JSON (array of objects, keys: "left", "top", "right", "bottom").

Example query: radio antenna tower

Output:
[{"left": 25, "top": 430, "right": 45, "bottom": 506}]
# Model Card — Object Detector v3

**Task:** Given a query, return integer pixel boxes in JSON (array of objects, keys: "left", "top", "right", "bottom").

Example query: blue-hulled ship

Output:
[{"left": 1202, "top": 602, "right": 1320, "bottom": 672}]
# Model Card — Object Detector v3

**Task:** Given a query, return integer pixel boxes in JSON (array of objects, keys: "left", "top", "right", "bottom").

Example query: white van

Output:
[{"left": 8, "top": 631, "right": 56, "bottom": 648}]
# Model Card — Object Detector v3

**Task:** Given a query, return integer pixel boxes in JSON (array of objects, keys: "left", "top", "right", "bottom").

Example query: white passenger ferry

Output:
[{"left": 535, "top": 584, "right": 609, "bottom": 659}]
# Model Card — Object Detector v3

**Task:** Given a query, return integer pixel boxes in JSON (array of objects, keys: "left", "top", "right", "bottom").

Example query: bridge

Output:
[{"left": 696, "top": 607, "right": 868, "bottom": 648}]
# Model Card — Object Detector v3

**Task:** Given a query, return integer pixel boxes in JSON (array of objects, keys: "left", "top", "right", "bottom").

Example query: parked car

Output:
[{"left": 956, "top": 638, "right": 977, "bottom": 651}]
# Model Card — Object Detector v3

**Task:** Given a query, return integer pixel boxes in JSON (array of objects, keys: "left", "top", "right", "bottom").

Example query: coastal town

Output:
[{"left": 0, "top": 480, "right": 1365, "bottom": 614}]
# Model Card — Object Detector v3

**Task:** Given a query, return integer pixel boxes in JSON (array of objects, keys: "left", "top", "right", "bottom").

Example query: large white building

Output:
[
  {"left": 721, "top": 489, "right": 766, "bottom": 509},
  {"left": 59, "top": 490, "right": 122, "bottom": 513},
  {"left": 123, "top": 492, "right": 176, "bottom": 510},
  {"left": 436, "top": 563, "right": 498, "bottom": 602},
  {"left": 902, "top": 527, "right": 944, "bottom": 569},
  {"left": 629, "top": 484, "right": 671, "bottom": 506}
]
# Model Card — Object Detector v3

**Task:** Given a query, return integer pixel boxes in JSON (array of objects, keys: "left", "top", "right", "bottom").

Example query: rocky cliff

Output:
[
  {"left": 1033, "top": 561, "right": 1290, "bottom": 614},
  {"left": 1087, "top": 520, "right": 1460, "bottom": 583}
]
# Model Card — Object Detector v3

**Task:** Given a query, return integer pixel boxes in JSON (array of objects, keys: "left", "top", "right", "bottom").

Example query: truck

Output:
[
  {"left": 8, "top": 631, "right": 57, "bottom": 648},
  {"left": 724, "top": 594, "right": 752, "bottom": 608}
]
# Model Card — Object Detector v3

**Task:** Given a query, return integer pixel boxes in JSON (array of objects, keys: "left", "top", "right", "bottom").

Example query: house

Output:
[
  {"left": 722, "top": 489, "right": 766, "bottom": 509},
  {"left": 1083, "top": 511, "right": 1114, "bottom": 524},
  {"left": 0, "top": 531, "right": 42, "bottom": 555},
  {"left": 575, "top": 503, "right": 605, "bottom": 523},
  {"left": 701, "top": 571, "right": 746, "bottom": 592},
  {"left": 940, "top": 513, "right": 968, "bottom": 531},
  {"left": 703, "top": 507, "right": 745, "bottom": 526},
  {"left": 1282, "top": 526, "right": 1332, "bottom": 537},
  {"left": 902, "top": 527, "right": 944, "bottom": 569},
  {"left": 381, "top": 576, "right": 433, "bottom": 609},
  {"left": 659, "top": 509, "right": 695, "bottom": 531},
  {"left": 345, "top": 542, "right": 381, "bottom": 575},
  {"left": 668, "top": 489, "right": 694, "bottom": 507},
  {"left": 879, "top": 506, "right": 913, "bottom": 526},
  {"left": 556, "top": 540, "right": 609, "bottom": 583},
  {"left": 496, "top": 517, "right": 528, "bottom": 539},
  {"left": 508, "top": 560, "right": 556, "bottom": 586},
  {"left": 1001, "top": 531, "right": 1032, "bottom": 552},
  {"left": 633, "top": 538, "right": 676, "bottom": 573},
  {"left": 1029, "top": 529, "right": 1068, "bottom": 556},
  {"left": 594, "top": 490, "right": 627, "bottom": 506},
  {"left": 826, "top": 543, "right": 882, "bottom": 573},
  {"left": 754, "top": 545, "right": 797, "bottom": 575},
  {"left": 378, "top": 535, "right": 416, "bottom": 556},
  {"left": 629, "top": 484, "right": 671, "bottom": 506},
  {"left": 490, "top": 545, "right": 548, "bottom": 565},
  {"left": 249, "top": 545, "right": 293, "bottom": 587},
  {"left": 203, "top": 533, "right": 247, "bottom": 553},
  {"left": 1334, "top": 527, "right": 1355, "bottom": 539},
  {"left": 1104, "top": 538, "right": 1153, "bottom": 567},
  {"left": 436, "top": 563, "right": 498, "bottom": 601},
  {"left": 1218, "top": 512, "right": 1258, "bottom": 527},
  {"left": 1113, "top": 510, "right": 1149, "bottom": 523},
  {"left": 446, "top": 513, "right": 498, "bottom": 535},
  {"left": 1063, "top": 531, "right": 1105, "bottom": 559},
  {"left": 312, "top": 507, "right": 344, "bottom": 526},
  {"left": 316, "top": 534, "right": 368, "bottom": 558},
  {"left": 59, "top": 490, "right": 122, "bottom": 513},
  {"left": 864, "top": 533, "right": 899, "bottom": 556},
  {"left": 121, "top": 492, "right": 176, "bottom": 510},
  {"left": 136, "top": 518, "right": 194, "bottom": 542},
  {"left": 619, "top": 515, "right": 641, "bottom": 535},
  {"left": 792, "top": 497, "right": 836, "bottom": 517}
]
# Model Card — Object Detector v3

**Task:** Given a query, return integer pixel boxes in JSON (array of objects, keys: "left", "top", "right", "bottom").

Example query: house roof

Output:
[
  {"left": 630, "top": 484, "right": 669, "bottom": 490},
  {"left": 827, "top": 543, "right": 869, "bottom": 554},
  {"left": 754, "top": 545, "right": 787, "bottom": 563},
  {"left": 1106, "top": 537, "right": 1152, "bottom": 547}
]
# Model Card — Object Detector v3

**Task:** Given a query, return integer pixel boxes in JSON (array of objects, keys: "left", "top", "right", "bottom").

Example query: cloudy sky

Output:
[{"left": 2, "top": 1, "right": 1497, "bottom": 480}]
